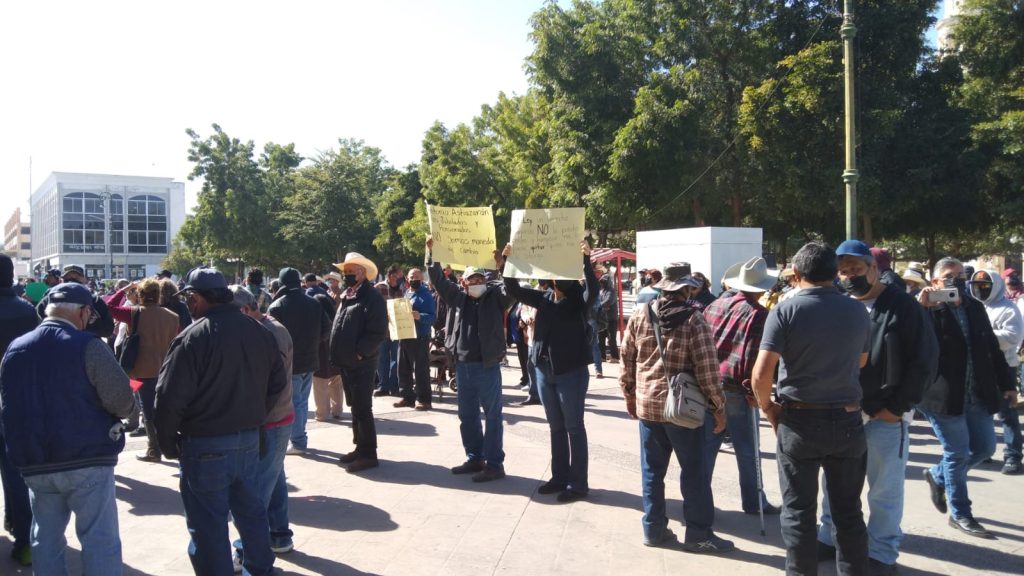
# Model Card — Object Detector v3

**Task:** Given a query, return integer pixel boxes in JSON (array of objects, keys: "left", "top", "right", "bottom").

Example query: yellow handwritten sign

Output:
[
  {"left": 503, "top": 208, "right": 586, "bottom": 280},
  {"left": 387, "top": 298, "right": 418, "bottom": 340},
  {"left": 426, "top": 204, "right": 496, "bottom": 269}
]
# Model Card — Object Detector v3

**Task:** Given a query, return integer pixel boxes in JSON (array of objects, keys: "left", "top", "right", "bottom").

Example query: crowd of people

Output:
[{"left": 0, "top": 234, "right": 1022, "bottom": 575}]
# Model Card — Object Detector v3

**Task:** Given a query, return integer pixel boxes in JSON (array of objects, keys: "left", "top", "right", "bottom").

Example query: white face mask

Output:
[{"left": 466, "top": 284, "right": 487, "bottom": 299}]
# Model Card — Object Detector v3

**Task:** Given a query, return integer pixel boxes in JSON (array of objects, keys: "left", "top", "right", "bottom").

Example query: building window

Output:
[
  {"left": 21, "top": 226, "right": 30, "bottom": 235},
  {"left": 110, "top": 194, "right": 124, "bottom": 253},
  {"left": 85, "top": 265, "right": 105, "bottom": 279},
  {"left": 21, "top": 242, "right": 30, "bottom": 249},
  {"left": 126, "top": 195, "right": 168, "bottom": 254},
  {"left": 62, "top": 192, "right": 106, "bottom": 253},
  {"left": 129, "top": 265, "right": 147, "bottom": 279}
]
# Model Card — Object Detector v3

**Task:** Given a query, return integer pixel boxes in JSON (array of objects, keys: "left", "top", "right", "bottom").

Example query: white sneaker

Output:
[{"left": 285, "top": 445, "right": 305, "bottom": 456}]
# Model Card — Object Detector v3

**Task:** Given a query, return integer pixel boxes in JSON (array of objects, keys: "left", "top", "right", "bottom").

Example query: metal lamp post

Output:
[{"left": 842, "top": 0, "right": 859, "bottom": 240}]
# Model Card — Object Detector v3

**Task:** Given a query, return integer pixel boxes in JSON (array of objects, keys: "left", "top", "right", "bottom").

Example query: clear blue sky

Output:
[{"left": 0, "top": 0, "right": 944, "bottom": 223}]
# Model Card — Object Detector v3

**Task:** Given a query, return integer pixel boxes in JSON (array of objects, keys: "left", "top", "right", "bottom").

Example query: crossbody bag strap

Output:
[{"left": 646, "top": 300, "right": 667, "bottom": 362}]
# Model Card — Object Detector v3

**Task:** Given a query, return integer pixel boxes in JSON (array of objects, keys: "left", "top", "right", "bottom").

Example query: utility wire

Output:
[{"left": 646, "top": 9, "right": 834, "bottom": 222}]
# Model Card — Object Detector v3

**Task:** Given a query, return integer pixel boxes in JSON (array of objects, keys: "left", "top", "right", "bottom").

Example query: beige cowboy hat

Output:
[
  {"left": 723, "top": 257, "right": 777, "bottom": 293},
  {"left": 324, "top": 271, "right": 343, "bottom": 283},
  {"left": 901, "top": 261, "right": 928, "bottom": 287},
  {"left": 333, "top": 252, "right": 378, "bottom": 281}
]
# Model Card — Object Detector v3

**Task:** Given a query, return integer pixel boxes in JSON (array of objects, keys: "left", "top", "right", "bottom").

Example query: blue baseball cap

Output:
[
  {"left": 174, "top": 267, "right": 228, "bottom": 296},
  {"left": 836, "top": 240, "right": 872, "bottom": 258},
  {"left": 42, "top": 282, "right": 95, "bottom": 309}
]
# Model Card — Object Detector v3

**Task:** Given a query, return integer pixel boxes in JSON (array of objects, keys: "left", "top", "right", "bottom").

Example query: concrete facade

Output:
[
  {"left": 3, "top": 207, "right": 31, "bottom": 261},
  {"left": 29, "top": 172, "right": 185, "bottom": 280},
  {"left": 936, "top": 0, "right": 964, "bottom": 54}
]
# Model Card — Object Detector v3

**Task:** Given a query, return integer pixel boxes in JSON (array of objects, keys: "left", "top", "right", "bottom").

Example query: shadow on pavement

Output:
[
  {"left": 370, "top": 459, "right": 536, "bottom": 496},
  {"left": 375, "top": 418, "right": 438, "bottom": 437},
  {"left": 288, "top": 495, "right": 397, "bottom": 532},
  {"left": 901, "top": 532, "right": 1024, "bottom": 574},
  {"left": 115, "top": 474, "right": 184, "bottom": 517},
  {"left": 278, "top": 549, "right": 379, "bottom": 576},
  {"left": 586, "top": 407, "right": 635, "bottom": 421}
]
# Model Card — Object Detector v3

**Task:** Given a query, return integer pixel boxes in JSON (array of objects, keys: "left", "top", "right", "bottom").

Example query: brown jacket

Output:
[{"left": 128, "top": 304, "right": 179, "bottom": 379}]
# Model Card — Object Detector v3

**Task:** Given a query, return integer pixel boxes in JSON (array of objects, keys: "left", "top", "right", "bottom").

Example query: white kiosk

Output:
[{"left": 636, "top": 227, "right": 763, "bottom": 296}]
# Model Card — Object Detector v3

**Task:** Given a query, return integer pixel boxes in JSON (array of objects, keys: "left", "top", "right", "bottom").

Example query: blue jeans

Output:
[
  {"left": 819, "top": 417, "right": 909, "bottom": 565},
  {"left": 179, "top": 430, "right": 274, "bottom": 576},
  {"left": 24, "top": 466, "right": 121, "bottom": 576},
  {"left": 0, "top": 433, "right": 31, "bottom": 550},
  {"left": 259, "top": 424, "right": 292, "bottom": 540},
  {"left": 289, "top": 372, "right": 313, "bottom": 449},
  {"left": 777, "top": 407, "right": 867, "bottom": 576},
  {"left": 639, "top": 419, "right": 714, "bottom": 543},
  {"left": 704, "top": 389, "right": 768, "bottom": 513},
  {"left": 536, "top": 363, "right": 589, "bottom": 493},
  {"left": 920, "top": 397, "right": 997, "bottom": 520},
  {"left": 455, "top": 361, "right": 505, "bottom": 466},
  {"left": 999, "top": 389, "right": 1022, "bottom": 464},
  {"left": 376, "top": 339, "right": 400, "bottom": 393}
]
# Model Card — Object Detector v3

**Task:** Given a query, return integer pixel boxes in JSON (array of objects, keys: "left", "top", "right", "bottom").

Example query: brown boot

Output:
[{"left": 137, "top": 421, "right": 162, "bottom": 462}]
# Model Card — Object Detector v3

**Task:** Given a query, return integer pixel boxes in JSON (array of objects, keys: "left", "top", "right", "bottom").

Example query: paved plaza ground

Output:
[{"left": 2, "top": 357, "right": 1023, "bottom": 575}]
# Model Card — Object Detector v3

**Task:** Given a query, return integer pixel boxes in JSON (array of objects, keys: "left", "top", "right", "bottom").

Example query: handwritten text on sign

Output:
[
  {"left": 426, "top": 205, "right": 496, "bottom": 269},
  {"left": 387, "top": 298, "right": 418, "bottom": 340},
  {"left": 503, "top": 207, "right": 586, "bottom": 280}
]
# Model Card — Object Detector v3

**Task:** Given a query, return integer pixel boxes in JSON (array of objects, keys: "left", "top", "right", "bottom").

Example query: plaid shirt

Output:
[
  {"left": 619, "top": 302, "right": 724, "bottom": 422},
  {"left": 702, "top": 290, "right": 768, "bottom": 393}
]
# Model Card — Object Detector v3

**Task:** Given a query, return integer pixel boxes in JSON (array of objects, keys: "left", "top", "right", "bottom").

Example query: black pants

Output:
[
  {"left": 139, "top": 377, "right": 161, "bottom": 456},
  {"left": 399, "top": 337, "right": 432, "bottom": 403},
  {"left": 341, "top": 364, "right": 377, "bottom": 458},
  {"left": 777, "top": 407, "right": 867, "bottom": 576},
  {"left": 515, "top": 340, "right": 531, "bottom": 386},
  {"left": 598, "top": 328, "right": 618, "bottom": 360}
]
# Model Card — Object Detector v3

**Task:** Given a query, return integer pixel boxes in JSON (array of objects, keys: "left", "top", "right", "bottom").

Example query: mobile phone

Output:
[{"left": 928, "top": 289, "right": 960, "bottom": 304}]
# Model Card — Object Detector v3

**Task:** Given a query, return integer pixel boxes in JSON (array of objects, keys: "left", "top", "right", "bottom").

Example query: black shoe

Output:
[
  {"left": 643, "top": 529, "right": 676, "bottom": 548},
  {"left": 948, "top": 516, "right": 995, "bottom": 539},
  {"left": 537, "top": 481, "right": 567, "bottom": 495},
  {"left": 414, "top": 401, "right": 432, "bottom": 411},
  {"left": 1002, "top": 460, "right": 1022, "bottom": 475},
  {"left": 681, "top": 534, "right": 735, "bottom": 554},
  {"left": 337, "top": 451, "right": 359, "bottom": 465},
  {"left": 346, "top": 457, "right": 379, "bottom": 473},
  {"left": 373, "top": 389, "right": 394, "bottom": 397},
  {"left": 869, "top": 558, "right": 899, "bottom": 576},
  {"left": 392, "top": 398, "right": 416, "bottom": 408},
  {"left": 451, "top": 459, "right": 485, "bottom": 475},
  {"left": 557, "top": 490, "right": 587, "bottom": 503},
  {"left": 745, "top": 503, "right": 781, "bottom": 515},
  {"left": 923, "top": 469, "right": 947, "bottom": 514},
  {"left": 817, "top": 541, "right": 836, "bottom": 561},
  {"left": 515, "top": 397, "right": 541, "bottom": 407},
  {"left": 136, "top": 452, "right": 161, "bottom": 463},
  {"left": 471, "top": 466, "right": 506, "bottom": 483}
]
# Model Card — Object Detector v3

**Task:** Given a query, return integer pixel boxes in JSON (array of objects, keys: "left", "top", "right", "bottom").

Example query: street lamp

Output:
[{"left": 842, "top": 0, "right": 859, "bottom": 240}]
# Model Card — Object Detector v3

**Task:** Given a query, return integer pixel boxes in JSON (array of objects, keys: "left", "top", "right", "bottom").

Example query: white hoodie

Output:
[{"left": 969, "top": 269, "right": 1024, "bottom": 368}]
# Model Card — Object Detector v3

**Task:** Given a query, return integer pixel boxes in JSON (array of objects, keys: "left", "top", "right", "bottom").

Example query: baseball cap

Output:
[
  {"left": 62, "top": 264, "right": 86, "bottom": 278},
  {"left": 174, "top": 267, "right": 228, "bottom": 296},
  {"left": 228, "top": 284, "right": 256, "bottom": 309},
  {"left": 835, "top": 240, "right": 872, "bottom": 258},
  {"left": 42, "top": 282, "right": 95, "bottom": 309},
  {"left": 462, "top": 266, "right": 485, "bottom": 280}
]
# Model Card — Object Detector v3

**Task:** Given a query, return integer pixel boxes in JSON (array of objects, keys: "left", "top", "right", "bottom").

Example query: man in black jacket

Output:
[
  {"left": 268, "top": 268, "right": 332, "bottom": 456},
  {"left": 35, "top": 264, "right": 115, "bottom": 340},
  {"left": 916, "top": 257, "right": 1016, "bottom": 540},
  {"left": 426, "top": 236, "right": 514, "bottom": 482},
  {"left": 329, "top": 253, "right": 388, "bottom": 473},
  {"left": 816, "top": 241, "right": 938, "bottom": 575},
  {"left": 155, "top": 267, "right": 287, "bottom": 575},
  {"left": 0, "top": 254, "right": 38, "bottom": 565}
]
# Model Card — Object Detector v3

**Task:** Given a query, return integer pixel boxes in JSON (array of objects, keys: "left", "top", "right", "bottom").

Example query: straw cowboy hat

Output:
[
  {"left": 334, "top": 252, "right": 378, "bottom": 281},
  {"left": 901, "top": 261, "right": 928, "bottom": 287},
  {"left": 723, "top": 257, "right": 777, "bottom": 293},
  {"left": 324, "top": 271, "right": 343, "bottom": 283}
]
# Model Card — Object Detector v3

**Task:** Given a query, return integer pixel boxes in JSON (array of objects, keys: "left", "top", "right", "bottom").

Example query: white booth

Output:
[{"left": 636, "top": 227, "right": 763, "bottom": 296}]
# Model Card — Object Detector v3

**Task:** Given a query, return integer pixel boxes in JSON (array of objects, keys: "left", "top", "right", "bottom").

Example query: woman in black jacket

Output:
[{"left": 503, "top": 240, "right": 598, "bottom": 502}]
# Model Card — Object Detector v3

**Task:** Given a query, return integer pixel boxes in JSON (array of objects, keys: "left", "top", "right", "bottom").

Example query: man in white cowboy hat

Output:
[
  {"left": 329, "top": 252, "right": 388, "bottom": 473},
  {"left": 324, "top": 271, "right": 344, "bottom": 303},
  {"left": 701, "top": 256, "right": 782, "bottom": 517}
]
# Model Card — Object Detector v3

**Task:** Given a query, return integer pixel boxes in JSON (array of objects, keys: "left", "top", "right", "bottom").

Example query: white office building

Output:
[
  {"left": 30, "top": 172, "right": 186, "bottom": 281},
  {"left": 936, "top": 0, "right": 965, "bottom": 54}
]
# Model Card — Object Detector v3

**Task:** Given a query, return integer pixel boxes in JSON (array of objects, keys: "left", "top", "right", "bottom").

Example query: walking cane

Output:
[{"left": 752, "top": 407, "right": 766, "bottom": 537}]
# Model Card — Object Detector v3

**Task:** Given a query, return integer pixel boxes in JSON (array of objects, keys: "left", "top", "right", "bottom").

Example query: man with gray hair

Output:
[
  {"left": 1, "top": 282, "right": 136, "bottom": 575},
  {"left": 917, "top": 257, "right": 1016, "bottom": 539},
  {"left": 229, "top": 284, "right": 297, "bottom": 561}
]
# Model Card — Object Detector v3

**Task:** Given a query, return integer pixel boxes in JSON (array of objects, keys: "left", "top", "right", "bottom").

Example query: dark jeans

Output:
[
  {"left": 139, "top": 377, "right": 160, "bottom": 455},
  {"left": 598, "top": 328, "right": 619, "bottom": 360},
  {"left": 376, "top": 339, "right": 400, "bottom": 393},
  {"left": 777, "top": 407, "right": 867, "bottom": 576},
  {"left": 342, "top": 364, "right": 378, "bottom": 459},
  {"left": 0, "top": 432, "right": 31, "bottom": 549},
  {"left": 455, "top": 361, "right": 505, "bottom": 466},
  {"left": 639, "top": 419, "right": 715, "bottom": 543},
  {"left": 179, "top": 430, "right": 274, "bottom": 576},
  {"left": 704, "top": 390, "right": 768, "bottom": 512},
  {"left": 999, "top": 392, "right": 1022, "bottom": 464},
  {"left": 536, "top": 363, "right": 589, "bottom": 493},
  {"left": 399, "top": 336, "right": 432, "bottom": 403},
  {"left": 515, "top": 340, "right": 531, "bottom": 387}
]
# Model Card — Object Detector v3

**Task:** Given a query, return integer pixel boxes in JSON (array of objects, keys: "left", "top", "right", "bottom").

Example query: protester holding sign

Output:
[
  {"left": 502, "top": 239, "right": 598, "bottom": 502},
  {"left": 427, "top": 235, "right": 513, "bottom": 483},
  {"left": 394, "top": 268, "right": 437, "bottom": 411}
]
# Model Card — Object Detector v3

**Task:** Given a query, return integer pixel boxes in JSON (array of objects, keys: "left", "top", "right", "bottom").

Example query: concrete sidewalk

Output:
[{"left": 3, "top": 358, "right": 1023, "bottom": 575}]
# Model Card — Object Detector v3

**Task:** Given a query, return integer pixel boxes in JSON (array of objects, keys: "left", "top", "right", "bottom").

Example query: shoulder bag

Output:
[
  {"left": 117, "top": 307, "right": 142, "bottom": 372},
  {"left": 647, "top": 301, "right": 707, "bottom": 429}
]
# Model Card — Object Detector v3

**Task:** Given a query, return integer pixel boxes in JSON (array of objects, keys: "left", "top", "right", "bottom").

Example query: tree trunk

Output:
[
  {"left": 692, "top": 198, "right": 705, "bottom": 227},
  {"left": 731, "top": 193, "right": 742, "bottom": 227},
  {"left": 862, "top": 213, "right": 873, "bottom": 244}
]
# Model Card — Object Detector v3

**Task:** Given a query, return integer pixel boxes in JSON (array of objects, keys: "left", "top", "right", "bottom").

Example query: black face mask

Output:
[
  {"left": 975, "top": 284, "right": 993, "bottom": 301},
  {"left": 840, "top": 275, "right": 873, "bottom": 297},
  {"left": 343, "top": 274, "right": 358, "bottom": 287},
  {"left": 953, "top": 278, "right": 967, "bottom": 292},
  {"left": 554, "top": 279, "right": 578, "bottom": 294},
  {"left": 408, "top": 280, "right": 422, "bottom": 291}
]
